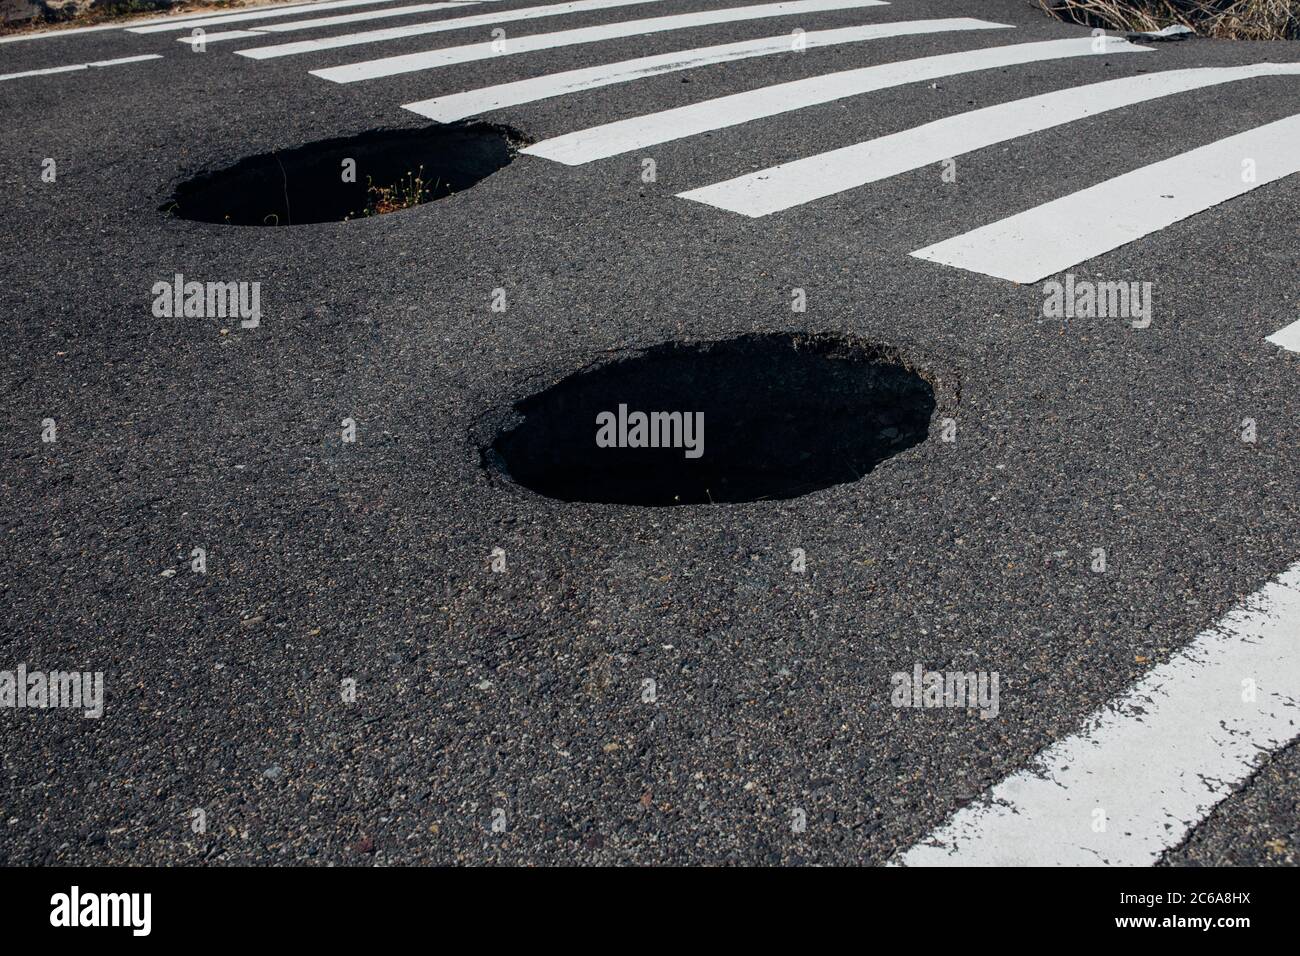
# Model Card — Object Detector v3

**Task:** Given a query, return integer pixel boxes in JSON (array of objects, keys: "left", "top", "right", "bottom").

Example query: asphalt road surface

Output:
[{"left": 1, "top": 0, "right": 1298, "bottom": 866}]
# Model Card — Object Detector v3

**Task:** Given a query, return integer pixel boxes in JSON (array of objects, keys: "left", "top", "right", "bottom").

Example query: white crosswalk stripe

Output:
[
  {"left": 1267, "top": 318, "right": 1300, "bottom": 352},
  {"left": 130, "top": 0, "right": 366, "bottom": 27},
  {"left": 680, "top": 63, "right": 1300, "bottom": 216},
  {"left": 896, "top": 560, "right": 1300, "bottom": 866},
  {"left": 523, "top": 36, "right": 1147, "bottom": 164},
  {"left": 129, "top": 0, "right": 435, "bottom": 33},
  {"left": 177, "top": 2, "right": 483, "bottom": 44},
  {"left": 911, "top": 111, "right": 1300, "bottom": 283},
  {"left": 178, "top": 30, "right": 274, "bottom": 45},
  {"left": 0, "top": 22, "right": 158, "bottom": 43},
  {"left": 236, "top": 0, "right": 680, "bottom": 60},
  {"left": 307, "top": 0, "right": 892, "bottom": 80},
  {"left": 0, "top": 0, "right": 335, "bottom": 41},
  {"left": 402, "top": 18, "right": 1008, "bottom": 122}
]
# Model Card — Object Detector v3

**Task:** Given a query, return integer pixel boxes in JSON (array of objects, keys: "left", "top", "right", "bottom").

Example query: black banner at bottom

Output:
[{"left": 0, "top": 864, "right": 1285, "bottom": 942}]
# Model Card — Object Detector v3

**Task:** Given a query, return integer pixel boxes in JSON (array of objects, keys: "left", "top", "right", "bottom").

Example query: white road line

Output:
[
  {"left": 403, "top": 17, "right": 1006, "bottom": 122},
  {"left": 681, "top": 63, "right": 1300, "bottom": 217},
  {"left": 1266, "top": 318, "right": 1300, "bottom": 352},
  {"left": 0, "top": 23, "right": 132, "bottom": 43},
  {"left": 0, "top": 64, "right": 87, "bottom": 81},
  {"left": 311, "top": 0, "right": 892, "bottom": 81},
  {"left": 88, "top": 54, "right": 165, "bottom": 66},
  {"left": 0, "top": 0, "right": 353, "bottom": 40},
  {"left": 896, "top": 560, "right": 1300, "bottom": 867},
  {"left": 238, "top": 1, "right": 481, "bottom": 32},
  {"left": 179, "top": 2, "right": 479, "bottom": 43},
  {"left": 129, "top": 0, "right": 424, "bottom": 33},
  {"left": 237, "top": 0, "right": 676, "bottom": 59},
  {"left": 911, "top": 111, "right": 1300, "bottom": 283},
  {"left": 0, "top": 53, "right": 161, "bottom": 82},
  {"left": 177, "top": 30, "right": 275, "bottom": 45},
  {"left": 129, "top": 0, "right": 373, "bottom": 27},
  {"left": 523, "top": 37, "right": 1148, "bottom": 165},
  {"left": 127, "top": 0, "right": 359, "bottom": 27},
  {"left": 0, "top": 5, "right": 263, "bottom": 42}
]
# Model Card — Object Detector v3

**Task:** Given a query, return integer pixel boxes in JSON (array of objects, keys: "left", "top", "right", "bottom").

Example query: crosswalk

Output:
[
  {"left": 235, "top": 0, "right": 686, "bottom": 58},
  {"left": 679, "top": 63, "right": 1300, "bottom": 217},
  {"left": 9, "top": 0, "right": 1297, "bottom": 347},
  {"left": 897, "top": 561, "right": 1300, "bottom": 866},
  {"left": 229, "top": 0, "right": 1299, "bottom": 346},
  {"left": 402, "top": 18, "right": 1011, "bottom": 121},
  {"left": 309, "top": 0, "right": 895, "bottom": 81},
  {"left": 172, "top": 3, "right": 495, "bottom": 44},
  {"left": 521, "top": 37, "right": 1147, "bottom": 162},
  {"left": 911, "top": 112, "right": 1300, "bottom": 284},
  {"left": 126, "top": 0, "right": 453, "bottom": 33}
]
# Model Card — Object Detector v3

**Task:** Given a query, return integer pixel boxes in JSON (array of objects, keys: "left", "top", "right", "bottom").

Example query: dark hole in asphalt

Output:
[
  {"left": 160, "top": 123, "right": 520, "bottom": 226},
  {"left": 490, "top": 334, "right": 937, "bottom": 506}
]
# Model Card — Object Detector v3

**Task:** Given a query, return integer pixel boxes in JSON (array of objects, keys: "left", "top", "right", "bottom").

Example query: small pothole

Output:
[
  {"left": 161, "top": 123, "right": 522, "bottom": 226},
  {"left": 488, "top": 334, "right": 938, "bottom": 506}
]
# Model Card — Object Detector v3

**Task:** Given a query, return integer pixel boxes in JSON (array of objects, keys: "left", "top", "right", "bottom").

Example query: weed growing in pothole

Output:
[
  {"left": 351, "top": 167, "right": 437, "bottom": 219},
  {"left": 161, "top": 123, "right": 523, "bottom": 226}
]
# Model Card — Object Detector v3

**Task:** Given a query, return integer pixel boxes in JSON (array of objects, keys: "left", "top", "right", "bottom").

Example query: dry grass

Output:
[
  {"left": 358, "top": 168, "right": 434, "bottom": 218},
  {"left": 1036, "top": 0, "right": 1300, "bottom": 39}
]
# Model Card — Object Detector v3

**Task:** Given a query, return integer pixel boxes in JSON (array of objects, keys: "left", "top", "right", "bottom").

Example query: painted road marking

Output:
[
  {"left": 0, "top": 64, "right": 86, "bottom": 81},
  {"left": 0, "top": 2, "right": 315, "bottom": 42},
  {"left": 88, "top": 54, "right": 166, "bottom": 66},
  {"left": 911, "top": 111, "right": 1300, "bottom": 283},
  {"left": 896, "top": 560, "right": 1300, "bottom": 867},
  {"left": 183, "top": 2, "right": 487, "bottom": 44},
  {"left": 129, "top": 0, "right": 427, "bottom": 33},
  {"left": 177, "top": 30, "right": 276, "bottom": 45},
  {"left": 524, "top": 36, "right": 1148, "bottom": 165},
  {"left": 220, "top": 1, "right": 482, "bottom": 33},
  {"left": 127, "top": 0, "right": 373, "bottom": 27},
  {"left": 0, "top": 22, "right": 140, "bottom": 43},
  {"left": 237, "top": 0, "right": 676, "bottom": 59},
  {"left": 403, "top": 18, "right": 1008, "bottom": 122},
  {"left": 128, "top": 0, "right": 371, "bottom": 27},
  {"left": 0, "top": 53, "right": 162, "bottom": 82},
  {"left": 1267, "top": 318, "right": 1300, "bottom": 352},
  {"left": 307, "top": 0, "right": 893, "bottom": 80},
  {"left": 681, "top": 63, "right": 1300, "bottom": 217}
]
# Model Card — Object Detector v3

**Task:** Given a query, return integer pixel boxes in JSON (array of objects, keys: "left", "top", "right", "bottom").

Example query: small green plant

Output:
[{"left": 358, "top": 166, "right": 440, "bottom": 218}]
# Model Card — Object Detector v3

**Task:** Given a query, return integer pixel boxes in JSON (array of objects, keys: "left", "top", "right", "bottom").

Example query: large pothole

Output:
[
  {"left": 488, "top": 335, "right": 937, "bottom": 506},
  {"left": 161, "top": 123, "right": 521, "bottom": 226}
]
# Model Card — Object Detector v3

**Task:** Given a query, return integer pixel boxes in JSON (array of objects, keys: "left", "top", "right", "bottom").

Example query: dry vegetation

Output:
[
  {"left": 359, "top": 169, "right": 433, "bottom": 218},
  {"left": 1037, "top": 0, "right": 1300, "bottom": 39}
]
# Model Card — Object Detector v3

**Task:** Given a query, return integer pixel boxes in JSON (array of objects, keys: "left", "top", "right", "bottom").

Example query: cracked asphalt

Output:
[{"left": 1, "top": 0, "right": 1297, "bottom": 865}]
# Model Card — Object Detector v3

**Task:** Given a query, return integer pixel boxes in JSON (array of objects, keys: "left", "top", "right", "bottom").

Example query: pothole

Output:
[
  {"left": 487, "top": 334, "right": 938, "bottom": 506},
  {"left": 161, "top": 123, "right": 522, "bottom": 226}
]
